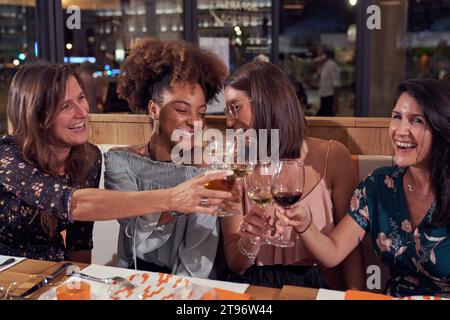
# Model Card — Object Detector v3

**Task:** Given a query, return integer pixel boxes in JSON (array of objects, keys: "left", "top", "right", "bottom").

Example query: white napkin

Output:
[
  {"left": 315, "top": 288, "right": 346, "bottom": 300},
  {"left": 0, "top": 255, "right": 26, "bottom": 273}
]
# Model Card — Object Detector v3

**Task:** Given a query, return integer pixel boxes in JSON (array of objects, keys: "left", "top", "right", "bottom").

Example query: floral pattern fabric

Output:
[
  {"left": 0, "top": 136, "right": 101, "bottom": 261},
  {"left": 348, "top": 166, "right": 450, "bottom": 297}
]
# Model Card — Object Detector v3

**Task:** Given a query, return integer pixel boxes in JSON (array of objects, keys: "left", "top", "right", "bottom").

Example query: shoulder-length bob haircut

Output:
[
  {"left": 395, "top": 78, "right": 450, "bottom": 227},
  {"left": 7, "top": 63, "right": 94, "bottom": 185},
  {"left": 224, "top": 60, "right": 306, "bottom": 159}
]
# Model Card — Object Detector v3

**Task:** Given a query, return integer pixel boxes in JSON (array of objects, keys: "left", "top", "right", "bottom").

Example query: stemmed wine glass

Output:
[
  {"left": 269, "top": 159, "right": 305, "bottom": 247},
  {"left": 230, "top": 134, "right": 256, "bottom": 180},
  {"left": 203, "top": 140, "right": 238, "bottom": 217},
  {"left": 243, "top": 160, "right": 275, "bottom": 244}
]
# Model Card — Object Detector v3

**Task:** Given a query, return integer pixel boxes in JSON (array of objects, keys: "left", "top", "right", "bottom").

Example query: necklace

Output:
[{"left": 147, "top": 140, "right": 156, "bottom": 160}]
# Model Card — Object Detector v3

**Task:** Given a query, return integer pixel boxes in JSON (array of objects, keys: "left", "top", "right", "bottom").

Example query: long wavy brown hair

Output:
[{"left": 7, "top": 63, "right": 96, "bottom": 236}]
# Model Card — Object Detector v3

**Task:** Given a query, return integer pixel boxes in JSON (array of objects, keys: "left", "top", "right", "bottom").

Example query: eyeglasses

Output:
[{"left": 224, "top": 102, "right": 241, "bottom": 120}]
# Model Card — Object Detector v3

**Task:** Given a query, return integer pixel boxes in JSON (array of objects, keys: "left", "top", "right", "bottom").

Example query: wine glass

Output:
[
  {"left": 230, "top": 132, "right": 257, "bottom": 180},
  {"left": 269, "top": 159, "right": 305, "bottom": 247},
  {"left": 203, "top": 140, "right": 239, "bottom": 217},
  {"left": 243, "top": 160, "right": 275, "bottom": 244}
]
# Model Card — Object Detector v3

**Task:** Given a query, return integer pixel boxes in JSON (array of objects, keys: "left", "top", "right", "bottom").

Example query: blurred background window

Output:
[
  {"left": 368, "top": 0, "right": 450, "bottom": 117},
  {"left": 278, "top": 0, "right": 358, "bottom": 116},
  {"left": 0, "top": 0, "right": 36, "bottom": 133},
  {"left": 61, "top": 0, "right": 184, "bottom": 114},
  {"left": 196, "top": 0, "right": 272, "bottom": 73},
  {"left": 406, "top": 0, "right": 450, "bottom": 80},
  {"left": 0, "top": 0, "right": 449, "bottom": 132}
]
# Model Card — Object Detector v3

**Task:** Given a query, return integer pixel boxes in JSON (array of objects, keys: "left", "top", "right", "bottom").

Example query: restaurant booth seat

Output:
[{"left": 91, "top": 144, "right": 123, "bottom": 266}]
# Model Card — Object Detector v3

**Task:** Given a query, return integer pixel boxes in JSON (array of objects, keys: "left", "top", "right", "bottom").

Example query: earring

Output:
[{"left": 153, "top": 119, "right": 160, "bottom": 134}]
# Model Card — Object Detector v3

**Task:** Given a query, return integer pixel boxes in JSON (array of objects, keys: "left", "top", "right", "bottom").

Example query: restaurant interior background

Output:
[{"left": 0, "top": 0, "right": 449, "bottom": 134}]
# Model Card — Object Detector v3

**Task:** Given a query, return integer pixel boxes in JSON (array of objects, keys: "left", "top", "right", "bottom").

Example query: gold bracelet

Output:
[{"left": 295, "top": 210, "right": 313, "bottom": 235}]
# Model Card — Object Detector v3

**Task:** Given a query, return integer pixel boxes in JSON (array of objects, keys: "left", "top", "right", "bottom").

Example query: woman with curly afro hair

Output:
[{"left": 103, "top": 38, "right": 232, "bottom": 278}]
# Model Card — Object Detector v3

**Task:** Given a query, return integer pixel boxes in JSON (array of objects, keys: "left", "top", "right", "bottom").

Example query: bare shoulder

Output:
[
  {"left": 306, "top": 138, "right": 354, "bottom": 184},
  {"left": 305, "top": 137, "right": 350, "bottom": 160},
  {"left": 327, "top": 140, "right": 356, "bottom": 189},
  {"left": 328, "top": 140, "right": 352, "bottom": 163}
]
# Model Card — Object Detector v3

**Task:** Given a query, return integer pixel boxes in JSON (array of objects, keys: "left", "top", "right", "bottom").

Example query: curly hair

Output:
[{"left": 117, "top": 38, "right": 228, "bottom": 113}]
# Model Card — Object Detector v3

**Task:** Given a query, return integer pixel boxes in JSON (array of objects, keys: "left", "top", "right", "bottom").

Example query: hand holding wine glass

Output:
[
  {"left": 241, "top": 161, "right": 275, "bottom": 243},
  {"left": 274, "top": 202, "right": 313, "bottom": 236},
  {"left": 269, "top": 159, "right": 305, "bottom": 247},
  {"left": 238, "top": 206, "right": 271, "bottom": 241},
  {"left": 203, "top": 140, "right": 240, "bottom": 217}
]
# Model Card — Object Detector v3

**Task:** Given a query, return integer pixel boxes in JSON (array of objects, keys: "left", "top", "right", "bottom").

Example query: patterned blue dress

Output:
[{"left": 348, "top": 166, "right": 450, "bottom": 297}]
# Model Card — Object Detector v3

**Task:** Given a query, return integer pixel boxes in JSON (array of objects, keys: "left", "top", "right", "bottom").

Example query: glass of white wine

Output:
[
  {"left": 244, "top": 160, "right": 275, "bottom": 244},
  {"left": 230, "top": 133, "right": 256, "bottom": 180}
]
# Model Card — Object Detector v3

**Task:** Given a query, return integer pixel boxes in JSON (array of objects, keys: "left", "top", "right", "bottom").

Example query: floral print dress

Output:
[
  {"left": 0, "top": 136, "right": 101, "bottom": 261},
  {"left": 348, "top": 166, "right": 450, "bottom": 297}
]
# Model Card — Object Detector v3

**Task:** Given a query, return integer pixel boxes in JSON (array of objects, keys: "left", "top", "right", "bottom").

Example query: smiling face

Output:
[
  {"left": 389, "top": 93, "right": 433, "bottom": 168},
  {"left": 48, "top": 76, "right": 89, "bottom": 149},
  {"left": 151, "top": 82, "right": 207, "bottom": 150},
  {"left": 224, "top": 86, "right": 253, "bottom": 130}
]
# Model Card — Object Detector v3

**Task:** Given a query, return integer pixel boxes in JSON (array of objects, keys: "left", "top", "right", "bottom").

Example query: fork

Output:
[{"left": 70, "top": 272, "right": 136, "bottom": 290}]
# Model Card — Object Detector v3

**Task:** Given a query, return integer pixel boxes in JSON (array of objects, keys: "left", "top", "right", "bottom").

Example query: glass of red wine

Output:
[{"left": 269, "top": 159, "right": 305, "bottom": 247}]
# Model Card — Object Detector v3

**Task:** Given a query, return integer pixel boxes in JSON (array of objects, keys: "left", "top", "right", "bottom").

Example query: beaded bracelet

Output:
[{"left": 237, "top": 237, "right": 260, "bottom": 262}]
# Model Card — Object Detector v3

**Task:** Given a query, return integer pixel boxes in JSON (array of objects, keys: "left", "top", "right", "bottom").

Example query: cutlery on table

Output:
[
  {"left": 19, "top": 262, "right": 73, "bottom": 298},
  {"left": 69, "top": 272, "right": 136, "bottom": 290},
  {"left": 0, "top": 258, "right": 16, "bottom": 267}
]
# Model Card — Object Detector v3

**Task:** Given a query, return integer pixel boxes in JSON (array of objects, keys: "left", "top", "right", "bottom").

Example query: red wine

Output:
[{"left": 273, "top": 192, "right": 302, "bottom": 208}]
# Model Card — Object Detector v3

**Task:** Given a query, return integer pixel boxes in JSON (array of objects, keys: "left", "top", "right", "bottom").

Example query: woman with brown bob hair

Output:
[
  {"left": 0, "top": 63, "right": 232, "bottom": 263},
  {"left": 104, "top": 38, "right": 232, "bottom": 278},
  {"left": 220, "top": 59, "right": 366, "bottom": 290}
]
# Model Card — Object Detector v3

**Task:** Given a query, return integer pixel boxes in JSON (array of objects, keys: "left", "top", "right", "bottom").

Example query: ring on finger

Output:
[{"left": 200, "top": 196, "right": 209, "bottom": 207}]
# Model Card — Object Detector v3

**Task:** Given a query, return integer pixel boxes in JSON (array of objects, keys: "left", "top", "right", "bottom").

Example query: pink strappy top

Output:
[{"left": 252, "top": 140, "right": 335, "bottom": 266}]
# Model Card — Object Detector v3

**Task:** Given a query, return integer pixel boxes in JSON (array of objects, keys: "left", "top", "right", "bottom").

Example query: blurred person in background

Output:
[
  {"left": 316, "top": 45, "right": 341, "bottom": 117},
  {"left": 77, "top": 62, "right": 104, "bottom": 113}
]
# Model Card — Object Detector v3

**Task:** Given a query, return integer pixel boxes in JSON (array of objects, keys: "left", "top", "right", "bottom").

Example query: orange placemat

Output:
[{"left": 345, "top": 290, "right": 392, "bottom": 300}]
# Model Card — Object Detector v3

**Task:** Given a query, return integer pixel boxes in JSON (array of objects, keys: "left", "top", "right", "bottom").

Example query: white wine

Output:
[
  {"left": 232, "top": 164, "right": 253, "bottom": 179},
  {"left": 247, "top": 187, "right": 273, "bottom": 208}
]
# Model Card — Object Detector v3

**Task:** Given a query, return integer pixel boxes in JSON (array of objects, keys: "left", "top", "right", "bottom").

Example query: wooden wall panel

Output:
[
  {"left": 306, "top": 126, "right": 348, "bottom": 147},
  {"left": 86, "top": 115, "right": 394, "bottom": 155}
]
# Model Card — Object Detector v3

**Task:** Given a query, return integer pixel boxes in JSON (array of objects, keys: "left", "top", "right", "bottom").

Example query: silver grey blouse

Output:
[{"left": 103, "top": 150, "right": 220, "bottom": 279}]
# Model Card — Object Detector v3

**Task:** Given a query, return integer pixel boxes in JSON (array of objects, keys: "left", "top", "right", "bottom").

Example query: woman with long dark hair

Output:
[
  {"left": 274, "top": 78, "right": 450, "bottom": 296},
  {"left": 220, "top": 60, "right": 365, "bottom": 290},
  {"left": 0, "top": 63, "right": 232, "bottom": 263}
]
